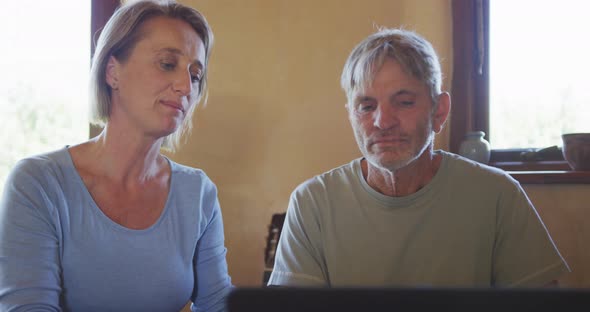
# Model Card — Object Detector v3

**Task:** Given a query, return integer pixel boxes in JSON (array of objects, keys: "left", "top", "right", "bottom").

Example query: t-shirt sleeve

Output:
[
  {"left": 267, "top": 186, "right": 327, "bottom": 287},
  {"left": 0, "top": 159, "right": 62, "bottom": 311},
  {"left": 190, "top": 177, "right": 232, "bottom": 312},
  {"left": 492, "top": 180, "right": 569, "bottom": 286}
]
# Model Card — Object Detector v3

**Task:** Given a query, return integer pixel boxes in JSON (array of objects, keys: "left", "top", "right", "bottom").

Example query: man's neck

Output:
[{"left": 361, "top": 150, "right": 442, "bottom": 197}]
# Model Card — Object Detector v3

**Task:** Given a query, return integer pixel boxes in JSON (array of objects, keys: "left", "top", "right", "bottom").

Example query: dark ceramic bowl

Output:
[{"left": 562, "top": 133, "right": 590, "bottom": 171}]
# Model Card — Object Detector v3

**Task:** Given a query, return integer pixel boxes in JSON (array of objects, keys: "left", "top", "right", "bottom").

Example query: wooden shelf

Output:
[
  {"left": 506, "top": 171, "right": 590, "bottom": 184},
  {"left": 486, "top": 161, "right": 590, "bottom": 184},
  {"left": 490, "top": 161, "right": 570, "bottom": 171}
]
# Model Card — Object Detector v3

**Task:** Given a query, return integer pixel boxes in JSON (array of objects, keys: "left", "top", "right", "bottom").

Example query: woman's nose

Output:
[{"left": 173, "top": 70, "right": 192, "bottom": 96}]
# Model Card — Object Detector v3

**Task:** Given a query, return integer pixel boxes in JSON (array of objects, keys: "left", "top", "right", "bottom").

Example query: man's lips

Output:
[
  {"left": 161, "top": 100, "right": 185, "bottom": 113},
  {"left": 370, "top": 137, "right": 408, "bottom": 146}
]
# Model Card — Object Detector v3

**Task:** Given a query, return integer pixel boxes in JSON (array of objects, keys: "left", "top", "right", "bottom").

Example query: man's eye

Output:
[
  {"left": 400, "top": 101, "right": 414, "bottom": 106},
  {"left": 357, "top": 102, "right": 375, "bottom": 112}
]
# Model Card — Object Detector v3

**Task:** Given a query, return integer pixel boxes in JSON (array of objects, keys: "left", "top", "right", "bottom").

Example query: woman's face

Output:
[{"left": 106, "top": 16, "right": 206, "bottom": 140}]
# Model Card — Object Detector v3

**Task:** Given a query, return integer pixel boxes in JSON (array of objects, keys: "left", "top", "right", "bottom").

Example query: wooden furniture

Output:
[{"left": 262, "top": 212, "right": 286, "bottom": 285}]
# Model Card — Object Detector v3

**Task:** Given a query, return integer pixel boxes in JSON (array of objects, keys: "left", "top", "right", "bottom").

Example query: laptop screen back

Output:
[{"left": 227, "top": 287, "right": 589, "bottom": 312}]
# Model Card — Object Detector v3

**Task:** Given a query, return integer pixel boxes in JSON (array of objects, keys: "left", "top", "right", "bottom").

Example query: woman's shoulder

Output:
[
  {"left": 9, "top": 147, "right": 73, "bottom": 182},
  {"left": 166, "top": 160, "right": 221, "bottom": 217},
  {"left": 3, "top": 147, "right": 74, "bottom": 211},
  {"left": 168, "top": 159, "right": 205, "bottom": 178},
  {"left": 167, "top": 159, "right": 217, "bottom": 190}
]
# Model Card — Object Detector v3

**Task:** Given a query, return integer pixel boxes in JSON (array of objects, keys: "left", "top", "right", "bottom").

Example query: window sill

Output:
[
  {"left": 506, "top": 170, "right": 590, "bottom": 184},
  {"left": 490, "top": 161, "right": 590, "bottom": 184}
]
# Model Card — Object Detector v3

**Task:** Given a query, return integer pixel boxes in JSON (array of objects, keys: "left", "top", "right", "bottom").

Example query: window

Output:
[
  {"left": 450, "top": 0, "right": 588, "bottom": 172},
  {"left": 0, "top": 1, "right": 90, "bottom": 192},
  {"left": 489, "top": 0, "right": 590, "bottom": 149},
  {"left": 0, "top": 0, "right": 119, "bottom": 193}
]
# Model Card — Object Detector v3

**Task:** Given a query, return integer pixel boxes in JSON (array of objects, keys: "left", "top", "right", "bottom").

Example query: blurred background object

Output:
[{"left": 562, "top": 133, "right": 590, "bottom": 171}]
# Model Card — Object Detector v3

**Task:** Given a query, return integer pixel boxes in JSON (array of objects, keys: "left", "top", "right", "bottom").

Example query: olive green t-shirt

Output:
[{"left": 268, "top": 151, "right": 569, "bottom": 287}]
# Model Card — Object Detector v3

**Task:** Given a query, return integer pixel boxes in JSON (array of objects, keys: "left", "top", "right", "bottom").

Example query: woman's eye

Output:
[
  {"left": 160, "top": 62, "right": 176, "bottom": 70},
  {"left": 400, "top": 101, "right": 414, "bottom": 106},
  {"left": 190, "top": 74, "right": 202, "bottom": 84}
]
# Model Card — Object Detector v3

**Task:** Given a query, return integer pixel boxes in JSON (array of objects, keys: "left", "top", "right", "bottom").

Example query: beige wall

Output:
[
  {"left": 170, "top": 0, "right": 452, "bottom": 286},
  {"left": 523, "top": 185, "right": 590, "bottom": 287},
  {"left": 96, "top": 0, "right": 590, "bottom": 291}
]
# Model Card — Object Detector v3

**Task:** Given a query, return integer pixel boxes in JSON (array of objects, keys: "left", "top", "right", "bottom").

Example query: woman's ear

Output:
[{"left": 105, "top": 56, "right": 120, "bottom": 90}]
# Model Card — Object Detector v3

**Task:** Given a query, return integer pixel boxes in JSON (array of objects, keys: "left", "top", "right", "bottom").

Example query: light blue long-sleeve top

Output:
[{"left": 0, "top": 147, "right": 232, "bottom": 311}]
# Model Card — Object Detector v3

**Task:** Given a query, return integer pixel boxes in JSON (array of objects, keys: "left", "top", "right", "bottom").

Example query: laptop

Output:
[{"left": 227, "top": 287, "right": 590, "bottom": 312}]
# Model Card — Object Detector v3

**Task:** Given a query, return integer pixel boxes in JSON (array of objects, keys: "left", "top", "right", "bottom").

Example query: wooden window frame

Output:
[
  {"left": 450, "top": 0, "right": 590, "bottom": 183},
  {"left": 91, "top": 0, "right": 119, "bottom": 57},
  {"left": 89, "top": 0, "right": 119, "bottom": 137}
]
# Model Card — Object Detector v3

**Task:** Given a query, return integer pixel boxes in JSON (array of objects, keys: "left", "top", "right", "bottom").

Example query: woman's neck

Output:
[{"left": 72, "top": 125, "right": 167, "bottom": 186}]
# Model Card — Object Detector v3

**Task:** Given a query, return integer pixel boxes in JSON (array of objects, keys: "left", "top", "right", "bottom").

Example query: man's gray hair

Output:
[{"left": 340, "top": 28, "right": 442, "bottom": 107}]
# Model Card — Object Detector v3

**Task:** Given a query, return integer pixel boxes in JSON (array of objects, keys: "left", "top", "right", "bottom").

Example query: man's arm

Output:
[
  {"left": 492, "top": 180, "right": 569, "bottom": 287},
  {"left": 267, "top": 187, "right": 327, "bottom": 287}
]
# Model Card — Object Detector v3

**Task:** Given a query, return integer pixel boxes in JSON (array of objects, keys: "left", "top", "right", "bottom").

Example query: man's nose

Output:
[{"left": 373, "top": 104, "right": 399, "bottom": 130}]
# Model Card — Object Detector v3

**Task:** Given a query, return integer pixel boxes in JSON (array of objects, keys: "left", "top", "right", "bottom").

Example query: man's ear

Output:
[
  {"left": 105, "top": 56, "right": 121, "bottom": 90},
  {"left": 432, "top": 92, "right": 451, "bottom": 133},
  {"left": 345, "top": 102, "right": 353, "bottom": 121}
]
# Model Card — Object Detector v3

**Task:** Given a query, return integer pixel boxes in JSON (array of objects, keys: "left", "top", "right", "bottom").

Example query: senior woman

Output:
[{"left": 0, "top": 0, "right": 232, "bottom": 311}]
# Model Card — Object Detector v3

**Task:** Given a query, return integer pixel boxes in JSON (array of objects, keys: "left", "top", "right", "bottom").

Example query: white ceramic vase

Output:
[{"left": 459, "top": 131, "right": 491, "bottom": 164}]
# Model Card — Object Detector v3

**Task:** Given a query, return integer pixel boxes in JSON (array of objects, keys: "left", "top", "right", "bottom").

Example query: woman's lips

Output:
[{"left": 161, "top": 100, "right": 185, "bottom": 113}]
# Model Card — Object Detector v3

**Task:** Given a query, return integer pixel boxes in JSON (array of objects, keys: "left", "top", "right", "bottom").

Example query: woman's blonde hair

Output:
[{"left": 89, "top": 0, "right": 214, "bottom": 151}]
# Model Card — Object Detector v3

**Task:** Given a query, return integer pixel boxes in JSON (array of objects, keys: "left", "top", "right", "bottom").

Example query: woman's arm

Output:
[
  {"left": 0, "top": 160, "right": 62, "bottom": 311},
  {"left": 190, "top": 182, "right": 232, "bottom": 312}
]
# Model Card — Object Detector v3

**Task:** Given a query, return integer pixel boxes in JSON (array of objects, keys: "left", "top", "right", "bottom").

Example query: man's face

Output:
[{"left": 348, "top": 59, "right": 442, "bottom": 172}]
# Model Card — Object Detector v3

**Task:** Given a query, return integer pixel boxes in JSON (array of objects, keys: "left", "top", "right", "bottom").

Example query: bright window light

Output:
[
  {"left": 0, "top": 1, "right": 90, "bottom": 192},
  {"left": 490, "top": 0, "right": 590, "bottom": 149}
]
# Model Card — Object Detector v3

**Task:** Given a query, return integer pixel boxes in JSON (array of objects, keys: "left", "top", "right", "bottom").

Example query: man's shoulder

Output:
[
  {"left": 295, "top": 158, "right": 360, "bottom": 194},
  {"left": 442, "top": 151, "right": 516, "bottom": 186}
]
